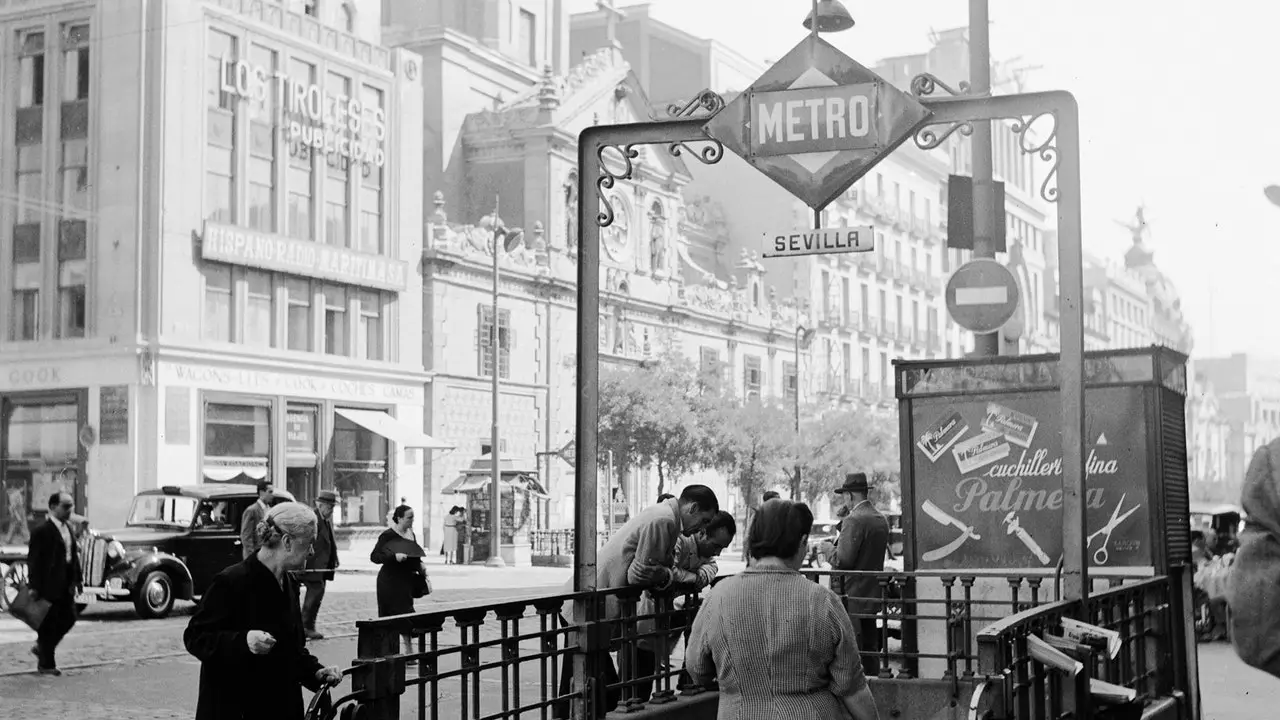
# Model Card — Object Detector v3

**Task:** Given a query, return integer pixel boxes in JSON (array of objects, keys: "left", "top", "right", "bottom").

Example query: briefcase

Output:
[{"left": 9, "top": 583, "right": 50, "bottom": 631}]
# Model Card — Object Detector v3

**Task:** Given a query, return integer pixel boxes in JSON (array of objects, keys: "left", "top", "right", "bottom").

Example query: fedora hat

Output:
[
  {"left": 833, "top": 473, "right": 869, "bottom": 494},
  {"left": 317, "top": 490, "right": 338, "bottom": 504}
]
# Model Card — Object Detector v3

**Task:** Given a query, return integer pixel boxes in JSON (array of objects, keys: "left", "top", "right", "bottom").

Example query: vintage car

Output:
[{"left": 77, "top": 484, "right": 296, "bottom": 618}]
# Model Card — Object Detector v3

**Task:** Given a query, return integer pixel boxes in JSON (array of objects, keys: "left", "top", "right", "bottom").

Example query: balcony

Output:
[
  {"left": 867, "top": 316, "right": 881, "bottom": 336},
  {"left": 844, "top": 313, "right": 861, "bottom": 332},
  {"left": 884, "top": 320, "right": 898, "bottom": 342},
  {"left": 818, "top": 311, "right": 840, "bottom": 329},
  {"left": 897, "top": 324, "right": 912, "bottom": 345}
]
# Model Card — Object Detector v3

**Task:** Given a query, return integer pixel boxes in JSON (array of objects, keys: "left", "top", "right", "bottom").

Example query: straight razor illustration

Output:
[{"left": 921, "top": 500, "right": 981, "bottom": 562}]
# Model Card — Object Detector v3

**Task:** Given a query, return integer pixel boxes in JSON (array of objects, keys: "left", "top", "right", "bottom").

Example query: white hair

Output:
[{"left": 256, "top": 501, "right": 317, "bottom": 549}]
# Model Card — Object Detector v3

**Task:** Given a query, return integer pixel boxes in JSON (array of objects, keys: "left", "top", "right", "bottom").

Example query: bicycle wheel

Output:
[{"left": 1, "top": 561, "right": 28, "bottom": 612}]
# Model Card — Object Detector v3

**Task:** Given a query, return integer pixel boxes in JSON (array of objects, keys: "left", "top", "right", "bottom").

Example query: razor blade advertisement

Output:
[
  {"left": 916, "top": 411, "right": 969, "bottom": 462},
  {"left": 982, "top": 402, "right": 1039, "bottom": 448},
  {"left": 952, "top": 430, "right": 1011, "bottom": 474}
]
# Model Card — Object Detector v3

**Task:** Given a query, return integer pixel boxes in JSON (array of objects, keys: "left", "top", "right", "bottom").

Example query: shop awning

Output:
[
  {"left": 333, "top": 408, "right": 454, "bottom": 451},
  {"left": 442, "top": 473, "right": 550, "bottom": 498}
]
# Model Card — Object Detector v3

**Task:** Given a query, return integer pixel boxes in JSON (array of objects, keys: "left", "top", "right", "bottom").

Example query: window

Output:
[
  {"left": 783, "top": 361, "right": 797, "bottom": 401},
  {"left": 245, "top": 270, "right": 273, "bottom": 347},
  {"left": 19, "top": 31, "right": 45, "bottom": 109},
  {"left": 878, "top": 289, "right": 886, "bottom": 324},
  {"left": 841, "top": 277, "right": 851, "bottom": 323},
  {"left": 304, "top": 0, "right": 318, "bottom": 17},
  {"left": 860, "top": 284, "right": 869, "bottom": 323},
  {"left": 861, "top": 347, "right": 870, "bottom": 386},
  {"left": 323, "top": 285, "right": 347, "bottom": 355},
  {"left": 357, "top": 291, "right": 383, "bottom": 360},
  {"left": 206, "top": 30, "right": 237, "bottom": 223},
  {"left": 518, "top": 9, "right": 536, "bottom": 66},
  {"left": 479, "top": 306, "right": 511, "bottom": 379},
  {"left": 11, "top": 290, "right": 38, "bottom": 341},
  {"left": 247, "top": 45, "right": 278, "bottom": 232},
  {"left": 58, "top": 23, "right": 90, "bottom": 341},
  {"left": 287, "top": 60, "right": 316, "bottom": 240},
  {"left": 285, "top": 277, "right": 312, "bottom": 351},
  {"left": 359, "top": 86, "right": 385, "bottom": 254},
  {"left": 14, "top": 32, "right": 45, "bottom": 341},
  {"left": 699, "top": 346, "right": 720, "bottom": 377},
  {"left": 821, "top": 270, "right": 831, "bottom": 317},
  {"left": 842, "top": 343, "right": 852, "bottom": 387},
  {"left": 743, "top": 355, "right": 762, "bottom": 399},
  {"left": 325, "top": 73, "right": 351, "bottom": 247},
  {"left": 203, "top": 265, "right": 233, "bottom": 341},
  {"left": 204, "top": 402, "right": 271, "bottom": 484}
]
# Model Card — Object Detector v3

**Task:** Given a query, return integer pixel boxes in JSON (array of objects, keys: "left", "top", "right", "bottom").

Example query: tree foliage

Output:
[
  {"left": 597, "top": 352, "right": 716, "bottom": 495},
  {"left": 797, "top": 406, "right": 901, "bottom": 505},
  {"left": 708, "top": 399, "right": 794, "bottom": 508}
]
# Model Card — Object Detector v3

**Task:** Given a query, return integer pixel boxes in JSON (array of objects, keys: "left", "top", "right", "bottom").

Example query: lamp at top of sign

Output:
[
  {"left": 1264, "top": 184, "right": 1280, "bottom": 209},
  {"left": 802, "top": 0, "right": 855, "bottom": 33}
]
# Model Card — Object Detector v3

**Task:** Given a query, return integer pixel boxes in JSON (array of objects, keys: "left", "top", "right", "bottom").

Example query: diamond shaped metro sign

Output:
[{"left": 703, "top": 35, "right": 932, "bottom": 211}]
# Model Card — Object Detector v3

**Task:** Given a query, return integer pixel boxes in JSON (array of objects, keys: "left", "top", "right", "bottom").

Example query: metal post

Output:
[
  {"left": 487, "top": 196, "right": 506, "bottom": 568},
  {"left": 968, "top": 0, "right": 999, "bottom": 356},
  {"left": 793, "top": 327, "right": 803, "bottom": 495},
  {"left": 1054, "top": 97, "right": 1089, "bottom": 601}
]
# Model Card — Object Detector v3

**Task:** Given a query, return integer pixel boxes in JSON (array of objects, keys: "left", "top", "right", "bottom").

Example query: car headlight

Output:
[{"left": 106, "top": 540, "right": 126, "bottom": 561}]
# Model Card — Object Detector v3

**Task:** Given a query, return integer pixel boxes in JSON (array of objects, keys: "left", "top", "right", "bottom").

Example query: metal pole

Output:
[
  {"left": 794, "top": 328, "right": 802, "bottom": 496},
  {"left": 487, "top": 195, "right": 506, "bottom": 568},
  {"left": 1055, "top": 98, "right": 1088, "bottom": 601},
  {"left": 968, "top": 0, "right": 999, "bottom": 356}
]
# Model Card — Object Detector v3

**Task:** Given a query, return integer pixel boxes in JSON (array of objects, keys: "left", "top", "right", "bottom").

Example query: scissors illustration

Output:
[{"left": 1088, "top": 494, "right": 1139, "bottom": 565}]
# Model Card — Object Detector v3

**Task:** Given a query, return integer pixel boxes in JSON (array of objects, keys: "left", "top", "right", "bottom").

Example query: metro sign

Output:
[{"left": 704, "top": 35, "right": 931, "bottom": 210}]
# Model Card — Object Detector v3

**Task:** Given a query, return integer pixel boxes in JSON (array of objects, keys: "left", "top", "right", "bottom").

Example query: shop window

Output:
[
  {"left": 285, "top": 405, "right": 319, "bottom": 506},
  {"left": 287, "top": 59, "right": 316, "bottom": 241},
  {"left": 323, "top": 285, "right": 347, "bottom": 355},
  {"left": 3, "top": 400, "right": 79, "bottom": 541},
  {"left": 203, "top": 264, "right": 233, "bottom": 342},
  {"left": 357, "top": 291, "right": 383, "bottom": 361},
  {"left": 285, "top": 277, "right": 312, "bottom": 351},
  {"left": 244, "top": 269, "right": 273, "bottom": 347},
  {"left": 204, "top": 401, "right": 271, "bottom": 483},
  {"left": 333, "top": 411, "right": 388, "bottom": 526},
  {"left": 478, "top": 305, "right": 510, "bottom": 379},
  {"left": 206, "top": 30, "right": 237, "bottom": 224},
  {"left": 743, "top": 355, "right": 762, "bottom": 399}
]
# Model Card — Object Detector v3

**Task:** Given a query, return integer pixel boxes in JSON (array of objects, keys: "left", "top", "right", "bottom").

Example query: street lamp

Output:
[
  {"left": 479, "top": 200, "right": 524, "bottom": 568},
  {"left": 1264, "top": 185, "right": 1280, "bottom": 208},
  {"left": 793, "top": 326, "right": 817, "bottom": 495},
  {"left": 802, "top": 0, "right": 855, "bottom": 33}
]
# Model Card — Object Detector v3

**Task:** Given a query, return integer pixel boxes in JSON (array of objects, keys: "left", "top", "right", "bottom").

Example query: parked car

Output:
[{"left": 77, "top": 484, "right": 296, "bottom": 618}]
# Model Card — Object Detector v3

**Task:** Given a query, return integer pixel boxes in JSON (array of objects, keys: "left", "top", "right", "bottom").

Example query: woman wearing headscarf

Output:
[
  {"left": 685, "top": 498, "right": 880, "bottom": 720},
  {"left": 372, "top": 504, "right": 430, "bottom": 657},
  {"left": 184, "top": 502, "right": 342, "bottom": 720}
]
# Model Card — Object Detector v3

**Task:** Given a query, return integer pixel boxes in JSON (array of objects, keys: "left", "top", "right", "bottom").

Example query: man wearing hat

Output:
[
  {"left": 302, "top": 490, "right": 340, "bottom": 640},
  {"left": 831, "top": 472, "right": 890, "bottom": 676}
]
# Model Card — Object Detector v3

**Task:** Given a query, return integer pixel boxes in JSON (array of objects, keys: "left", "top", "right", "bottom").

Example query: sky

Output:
[{"left": 566, "top": 0, "right": 1280, "bottom": 359}]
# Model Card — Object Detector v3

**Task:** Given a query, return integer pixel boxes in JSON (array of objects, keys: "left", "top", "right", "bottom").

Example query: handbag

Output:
[
  {"left": 411, "top": 567, "right": 432, "bottom": 598},
  {"left": 9, "top": 583, "right": 51, "bottom": 631}
]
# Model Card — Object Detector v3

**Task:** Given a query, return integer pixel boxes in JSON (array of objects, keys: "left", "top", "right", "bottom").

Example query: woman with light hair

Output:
[{"left": 185, "top": 501, "right": 342, "bottom": 720}]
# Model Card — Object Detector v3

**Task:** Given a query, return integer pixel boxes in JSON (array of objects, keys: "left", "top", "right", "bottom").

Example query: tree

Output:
[
  {"left": 597, "top": 352, "right": 720, "bottom": 496},
  {"left": 708, "top": 399, "right": 794, "bottom": 556},
  {"left": 798, "top": 406, "right": 901, "bottom": 505}
]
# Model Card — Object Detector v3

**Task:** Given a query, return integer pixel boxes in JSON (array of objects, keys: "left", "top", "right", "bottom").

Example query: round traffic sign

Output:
[{"left": 945, "top": 259, "right": 1020, "bottom": 334}]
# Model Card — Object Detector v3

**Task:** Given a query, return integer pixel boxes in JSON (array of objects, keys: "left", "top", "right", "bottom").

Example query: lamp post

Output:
[
  {"left": 793, "top": 326, "right": 817, "bottom": 495},
  {"left": 480, "top": 199, "right": 524, "bottom": 568}
]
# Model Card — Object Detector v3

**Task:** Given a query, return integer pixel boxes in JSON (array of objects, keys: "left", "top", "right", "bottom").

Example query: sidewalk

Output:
[{"left": 339, "top": 553, "right": 575, "bottom": 591}]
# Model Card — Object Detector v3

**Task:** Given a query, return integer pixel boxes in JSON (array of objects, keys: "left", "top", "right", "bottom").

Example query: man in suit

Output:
[
  {"left": 239, "top": 481, "right": 274, "bottom": 560},
  {"left": 555, "top": 484, "right": 719, "bottom": 716},
  {"left": 302, "top": 490, "right": 340, "bottom": 640},
  {"left": 26, "top": 491, "right": 81, "bottom": 675},
  {"left": 832, "top": 472, "right": 890, "bottom": 677}
]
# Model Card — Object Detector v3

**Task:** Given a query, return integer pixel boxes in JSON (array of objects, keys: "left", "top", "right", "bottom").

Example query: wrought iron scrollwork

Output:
[
  {"left": 914, "top": 121, "right": 973, "bottom": 151},
  {"left": 668, "top": 140, "right": 723, "bottom": 165},
  {"left": 665, "top": 89, "right": 726, "bottom": 119},
  {"left": 595, "top": 144, "right": 639, "bottom": 227},
  {"left": 1010, "top": 111, "right": 1060, "bottom": 204},
  {"left": 910, "top": 72, "right": 970, "bottom": 98}
]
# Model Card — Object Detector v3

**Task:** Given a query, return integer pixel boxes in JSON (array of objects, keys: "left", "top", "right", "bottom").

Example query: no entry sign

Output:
[{"left": 945, "top": 259, "right": 1020, "bottom": 334}]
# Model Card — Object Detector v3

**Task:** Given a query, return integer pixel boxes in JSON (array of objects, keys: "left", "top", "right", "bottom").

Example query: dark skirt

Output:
[{"left": 376, "top": 564, "right": 416, "bottom": 617}]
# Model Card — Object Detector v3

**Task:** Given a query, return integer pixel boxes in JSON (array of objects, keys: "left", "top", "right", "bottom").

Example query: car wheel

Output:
[{"left": 134, "top": 570, "right": 175, "bottom": 619}]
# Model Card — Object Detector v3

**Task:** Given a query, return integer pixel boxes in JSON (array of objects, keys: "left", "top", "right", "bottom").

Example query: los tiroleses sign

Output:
[{"left": 219, "top": 56, "right": 387, "bottom": 168}]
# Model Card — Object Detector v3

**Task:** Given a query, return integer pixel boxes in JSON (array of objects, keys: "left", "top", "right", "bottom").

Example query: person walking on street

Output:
[
  {"left": 685, "top": 498, "right": 880, "bottom": 720},
  {"left": 831, "top": 473, "right": 889, "bottom": 677},
  {"left": 239, "top": 481, "right": 274, "bottom": 560},
  {"left": 302, "top": 490, "right": 339, "bottom": 641},
  {"left": 184, "top": 502, "right": 342, "bottom": 719},
  {"left": 371, "top": 505, "right": 431, "bottom": 660},
  {"left": 26, "top": 491, "right": 81, "bottom": 675},
  {"left": 442, "top": 507, "right": 460, "bottom": 565}
]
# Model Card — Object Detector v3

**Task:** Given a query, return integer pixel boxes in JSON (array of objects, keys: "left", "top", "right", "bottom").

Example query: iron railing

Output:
[
  {"left": 340, "top": 570, "right": 1151, "bottom": 720},
  {"left": 975, "top": 575, "right": 1175, "bottom": 719},
  {"left": 529, "top": 530, "right": 610, "bottom": 558}
]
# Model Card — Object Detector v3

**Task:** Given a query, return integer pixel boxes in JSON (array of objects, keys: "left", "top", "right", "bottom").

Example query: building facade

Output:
[
  {"left": 1197, "top": 354, "right": 1280, "bottom": 495},
  {"left": 0, "top": 0, "right": 429, "bottom": 539}
]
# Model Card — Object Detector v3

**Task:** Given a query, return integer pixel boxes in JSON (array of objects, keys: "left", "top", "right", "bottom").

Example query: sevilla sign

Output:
[{"left": 703, "top": 35, "right": 931, "bottom": 211}]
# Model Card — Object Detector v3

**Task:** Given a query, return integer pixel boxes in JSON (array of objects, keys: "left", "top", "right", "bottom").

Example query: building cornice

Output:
[{"left": 156, "top": 343, "right": 434, "bottom": 386}]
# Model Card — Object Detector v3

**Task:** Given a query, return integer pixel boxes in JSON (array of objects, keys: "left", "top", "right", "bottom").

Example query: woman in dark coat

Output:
[
  {"left": 184, "top": 502, "right": 342, "bottom": 720},
  {"left": 371, "top": 504, "right": 429, "bottom": 656}
]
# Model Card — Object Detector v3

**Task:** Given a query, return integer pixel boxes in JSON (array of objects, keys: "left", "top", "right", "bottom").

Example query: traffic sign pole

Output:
[{"left": 969, "top": 0, "right": 1000, "bottom": 357}]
